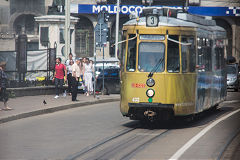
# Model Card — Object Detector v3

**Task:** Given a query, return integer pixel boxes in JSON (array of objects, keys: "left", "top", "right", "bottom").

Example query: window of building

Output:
[
  {"left": 75, "top": 16, "right": 94, "bottom": 57},
  {"left": 60, "top": 29, "right": 74, "bottom": 44},
  {"left": 60, "top": 29, "right": 64, "bottom": 44},
  {"left": 40, "top": 27, "right": 49, "bottom": 47}
]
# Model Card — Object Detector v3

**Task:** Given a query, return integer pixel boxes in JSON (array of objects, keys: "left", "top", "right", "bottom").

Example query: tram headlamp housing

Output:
[
  {"left": 146, "top": 89, "right": 155, "bottom": 98},
  {"left": 146, "top": 78, "right": 155, "bottom": 87}
]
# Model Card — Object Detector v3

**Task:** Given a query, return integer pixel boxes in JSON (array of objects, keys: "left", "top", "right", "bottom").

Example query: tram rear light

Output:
[{"left": 146, "top": 89, "right": 155, "bottom": 98}]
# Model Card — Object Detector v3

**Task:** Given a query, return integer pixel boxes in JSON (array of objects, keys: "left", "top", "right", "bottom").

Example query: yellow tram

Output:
[{"left": 120, "top": 7, "right": 227, "bottom": 121}]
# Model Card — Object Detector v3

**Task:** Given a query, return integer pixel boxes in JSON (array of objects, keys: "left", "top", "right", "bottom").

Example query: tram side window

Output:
[
  {"left": 189, "top": 38, "right": 196, "bottom": 72},
  {"left": 204, "top": 39, "right": 212, "bottom": 72},
  {"left": 197, "top": 38, "right": 204, "bottom": 71},
  {"left": 215, "top": 47, "right": 224, "bottom": 69},
  {"left": 167, "top": 35, "right": 180, "bottom": 73},
  {"left": 181, "top": 37, "right": 188, "bottom": 73},
  {"left": 220, "top": 47, "right": 225, "bottom": 69},
  {"left": 121, "top": 32, "right": 127, "bottom": 71},
  {"left": 126, "top": 34, "right": 137, "bottom": 72}
]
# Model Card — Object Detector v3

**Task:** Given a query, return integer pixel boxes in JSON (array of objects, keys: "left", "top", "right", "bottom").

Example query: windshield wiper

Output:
[{"left": 148, "top": 58, "right": 164, "bottom": 78}]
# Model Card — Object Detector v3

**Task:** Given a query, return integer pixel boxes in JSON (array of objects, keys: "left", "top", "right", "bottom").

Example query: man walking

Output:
[
  {"left": 71, "top": 58, "right": 81, "bottom": 101},
  {"left": 52, "top": 57, "right": 67, "bottom": 99}
]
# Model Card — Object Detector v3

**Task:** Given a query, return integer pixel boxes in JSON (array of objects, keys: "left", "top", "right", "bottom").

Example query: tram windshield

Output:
[{"left": 138, "top": 42, "right": 165, "bottom": 72}]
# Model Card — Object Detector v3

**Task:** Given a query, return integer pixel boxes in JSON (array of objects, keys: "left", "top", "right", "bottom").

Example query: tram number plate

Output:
[
  {"left": 146, "top": 15, "right": 159, "bottom": 27},
  {"left": 132, "top": 97, "right": 140, "bottom": 103}
]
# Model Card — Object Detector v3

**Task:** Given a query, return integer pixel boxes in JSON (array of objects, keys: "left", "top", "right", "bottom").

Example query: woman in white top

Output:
[{"left": 83, "top": 58, "right": 93, "bottom": 96}]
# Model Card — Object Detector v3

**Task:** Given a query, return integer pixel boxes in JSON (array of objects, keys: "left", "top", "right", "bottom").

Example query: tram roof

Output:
[{"left": 123, "top": 13, "right": 226, "bottom": 38}]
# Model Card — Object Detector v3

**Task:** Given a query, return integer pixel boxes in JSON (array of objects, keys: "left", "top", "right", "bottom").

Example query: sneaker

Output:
[
  {"left": 62, "top": 90, "right": 67, "bottom": 97},
  {"left": 54, "top": 95, "right": 59, "bottom": 99},
  {"left": 3, "top": 107, "right": 13, "bottom": 110}
]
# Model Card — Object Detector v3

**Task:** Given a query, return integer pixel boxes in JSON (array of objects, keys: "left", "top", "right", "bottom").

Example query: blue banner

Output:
[
  {"left": 73, "top": 4, "right": 240, "bottom": 17},
  {"left": 188, "top": 6, "right": 240, "bottom": 16}
]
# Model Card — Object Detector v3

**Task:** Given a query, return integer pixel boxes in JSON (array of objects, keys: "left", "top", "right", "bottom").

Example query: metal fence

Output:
[{"left": 0, "top": 49, "right": 55, "bottom": 88}]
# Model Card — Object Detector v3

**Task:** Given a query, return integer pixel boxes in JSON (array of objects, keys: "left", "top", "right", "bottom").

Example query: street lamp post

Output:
[
  {"left": 65, "top": 0, "right": 70, "bottom": 57},
  {"left": 115, "top": 0, "right": 120, "bottom": 59}
]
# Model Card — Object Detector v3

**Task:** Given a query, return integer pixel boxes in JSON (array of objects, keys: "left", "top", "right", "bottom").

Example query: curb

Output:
[{"left": 0, "top": 98, "right": 120, "bottom": 124}]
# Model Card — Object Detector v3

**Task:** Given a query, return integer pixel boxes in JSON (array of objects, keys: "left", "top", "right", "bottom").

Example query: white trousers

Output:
[{"left": 84, "top": 73, "right": 93, "bottom": 92}]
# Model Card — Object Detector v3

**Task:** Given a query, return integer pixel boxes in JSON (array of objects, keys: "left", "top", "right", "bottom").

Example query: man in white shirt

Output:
[{"left": 71, "top": 58, "right": 81, "bottom": 101}]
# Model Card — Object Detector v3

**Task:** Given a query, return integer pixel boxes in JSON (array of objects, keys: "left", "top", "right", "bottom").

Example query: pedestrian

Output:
[
  {"left": 52, "top": 57, "right": 67, "bottom": 99},
  {"left": 65, "top": 53, "right": 75, "bottom": 66},
  {"left": 71, "top": 58, "right": 81, "bottom": 101},
  {"left": 0, "top": 61, "right": 12, "bottom": 111},
  {"left": 82, "top": 57, "right": 87, "bottom": 65},
  {"left": 66, "top": 59, "right": 74, "bottom": 95},
  {"left": 83, "top": 58, "right": 93, "bottom": 96},
  {"left": 89, "top": 59, "right": 95, "bottom": 83},
  {"left": 79, "top": 58, "right": 85, "bottom": 93}
]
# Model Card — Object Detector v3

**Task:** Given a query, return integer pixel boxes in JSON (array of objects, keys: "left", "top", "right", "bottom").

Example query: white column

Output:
[{"left": 65, "top": 0, "right": 70, "bottom": 58}]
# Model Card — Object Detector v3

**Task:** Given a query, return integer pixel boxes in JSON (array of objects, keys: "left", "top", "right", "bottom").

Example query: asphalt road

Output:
[{"left": 0, "top": 92, "right": 239, "bottom": 160}]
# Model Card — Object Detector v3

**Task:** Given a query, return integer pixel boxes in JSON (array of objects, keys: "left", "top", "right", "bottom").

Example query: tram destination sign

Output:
[{"left": 71, "top": 4, "right": 240, "bottom": 17}]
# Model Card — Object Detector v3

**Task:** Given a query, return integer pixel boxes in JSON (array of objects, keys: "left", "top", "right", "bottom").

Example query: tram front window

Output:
[{"left": 138, "top": 42, "right": 165, "bottom": 72}]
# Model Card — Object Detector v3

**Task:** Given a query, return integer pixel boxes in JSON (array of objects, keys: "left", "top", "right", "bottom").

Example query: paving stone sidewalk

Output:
[{"left": 0, "top": 93, "right": 120, "bottom": 124}]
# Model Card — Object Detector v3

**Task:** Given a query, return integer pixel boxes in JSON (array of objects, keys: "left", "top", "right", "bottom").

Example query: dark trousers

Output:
[
  {"left": 72, "top": 77, "right": 79, "bottom": 101},
  {"left": 55, "top": 78, "right": 64, "bottom": 96},
  {"left": 67, "top": 73, "right": 73, "bottom": 93},
  {"left": 0, "top": 88, "right": 8, "bottom": 102}
]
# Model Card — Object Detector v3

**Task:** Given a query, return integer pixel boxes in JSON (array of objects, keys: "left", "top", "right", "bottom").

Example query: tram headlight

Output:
[
  {"left": 146, "top": 89, "right": 155, "bottom": 98},
  {"left": 146, "top": 78, "right": 155, "bottom": 87}
]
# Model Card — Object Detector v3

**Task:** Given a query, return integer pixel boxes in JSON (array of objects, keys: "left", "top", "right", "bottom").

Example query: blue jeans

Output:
[
  {"left": 55, "top": 78, "right": 64, "bottom": 96},
  {"left": 0, "top": 88, "right": 8, "bottom": 102}
]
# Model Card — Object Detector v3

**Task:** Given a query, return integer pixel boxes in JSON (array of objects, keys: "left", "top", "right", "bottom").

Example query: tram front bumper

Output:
[
  {"left": 127, "top": 103, "right": 174, "bottom": 120},
  {"left": 128, "top": 103, "right": 173, "bottom": 109}
]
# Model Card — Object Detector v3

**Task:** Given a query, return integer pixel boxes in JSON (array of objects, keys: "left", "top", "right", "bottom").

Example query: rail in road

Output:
[
  {"left": 65, "top": 121, "right": 170, "bottom": 160},
  {"left": 65, "top": 97, "right": 240, "bottom": 160}
]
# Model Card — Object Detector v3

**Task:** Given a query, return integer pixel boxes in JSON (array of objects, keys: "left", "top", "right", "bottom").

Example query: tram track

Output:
[
  {"left": 65, "top": 122, "right": 170, "bottom": 160},
  {"left": 64, "top": 121, "right": 139, "bottom": 160},
  {"left": 65, "top": 101, "right": 239, "bottom": 160},
  {"left": 65, "top": 128, "right": 136, "bottom": 160}
]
